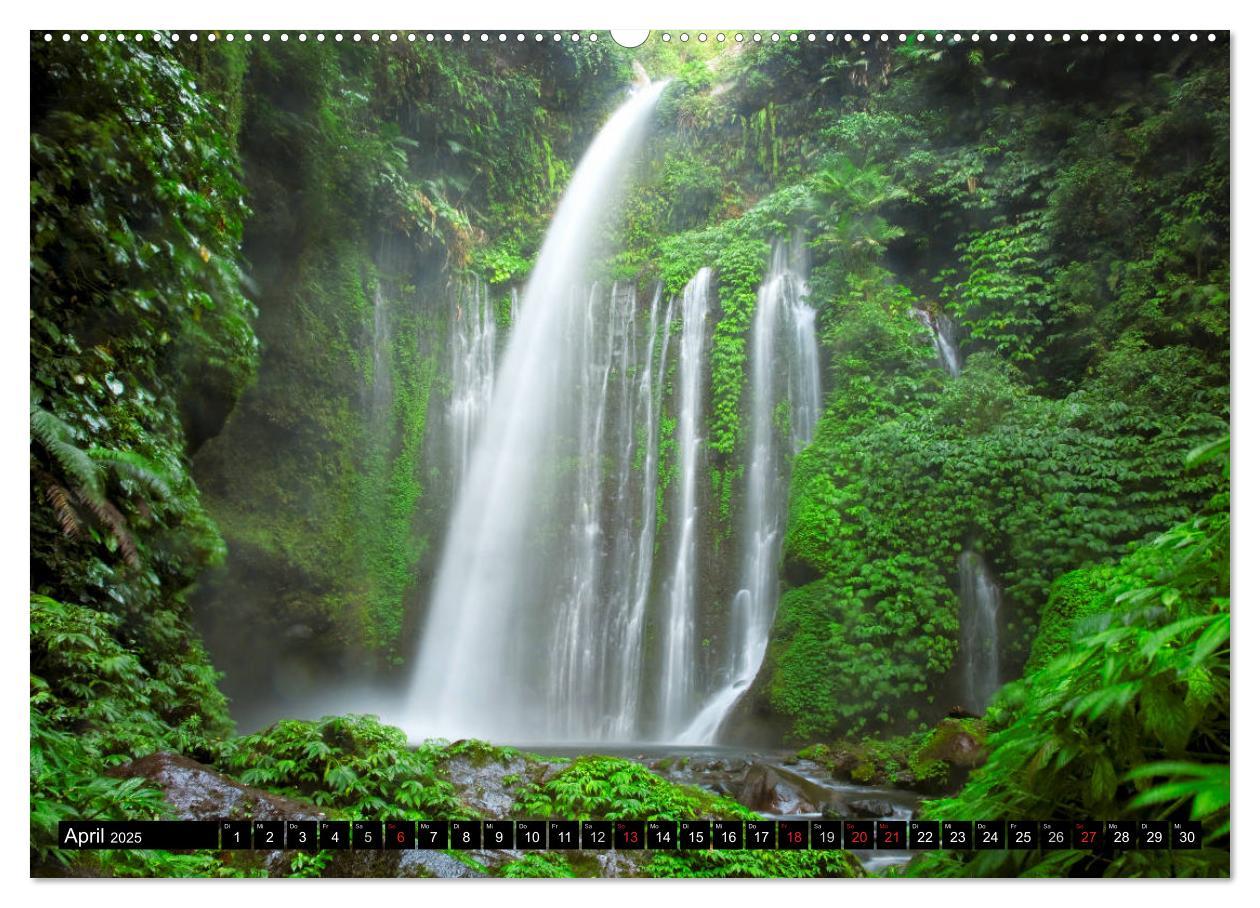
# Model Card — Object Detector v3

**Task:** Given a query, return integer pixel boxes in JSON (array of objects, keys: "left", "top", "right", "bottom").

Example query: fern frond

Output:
[
  {"left": 89, "top": 447, "right": 174, "bottom": 500},
  {"left": 75, "top": 487, "right": 139, "bottom": 567},
  {"left": 31, "top": 404, "right": 102, "bottom": 498},
  {"left": 43, "top": 478, "right": 84, "bottom": 539}
]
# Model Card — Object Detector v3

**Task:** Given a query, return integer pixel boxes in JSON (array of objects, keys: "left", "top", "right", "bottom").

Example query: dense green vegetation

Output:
[
  {"left": 626, "top": 39, "right": 1229, "bottom": 739},
  {"left": 906, "top": 444, "right": 1228, "bottom": 877},
  {"left": 30, "top": 32, "right": 1228, "bottom": 879}
]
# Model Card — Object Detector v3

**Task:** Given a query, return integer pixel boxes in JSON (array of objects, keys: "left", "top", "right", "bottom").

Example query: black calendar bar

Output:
[{"left": 56, "top": 819, "right": 1205, "bottom": 850}]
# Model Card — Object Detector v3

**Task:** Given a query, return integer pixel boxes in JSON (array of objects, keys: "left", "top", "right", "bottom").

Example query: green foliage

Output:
[
  {"left": 30, "top": 35, "right": 254, "bottom": 713},
  {"left": 906, "top": 459, "right": 1229, "bottom": 877},
  {"left": 219, "top": 715, "right": 462, "bottom": 818},
  {"left": 512, "top": 755, "right": 755, "bottom": 821},
  {"left": 32, "top": 400, "right": 179, "bottom": 569},
  {"left": 29, "top": 38, "right": 258, "bottom": 877},
  {"left": 1023, "top": 565, "right": 1118, "bottom": 672},
  {"left": 941, "top": 215, "right": 1051, "bottom": 364},
  {"left": 644, "top": 847, "right": 864, "bottom": 879},
  {"left": 809, "top": 157, "right": 908, "bottom": 267},
  {"left": 441, "top": 738, "right": 525, "bottom": 765},
  {"left": 499, "top": 852, "right": 577, "bottom": 878},
  {"left": 30, "top": 595, "right": 227, "bottom": 868},
  {"left": 288, "top": 850, "right": 336, "bottom": 879},
  {"left": 472, "top": 238, "right": 533, "bottom": 285},
  {"left": 772, "top": 346, "right": 1225, "bottom": 736}
]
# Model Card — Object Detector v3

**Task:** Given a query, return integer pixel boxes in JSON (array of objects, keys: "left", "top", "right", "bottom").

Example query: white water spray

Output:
[{"left": 912, "top": 306, "right": 962, "bottom": 377}]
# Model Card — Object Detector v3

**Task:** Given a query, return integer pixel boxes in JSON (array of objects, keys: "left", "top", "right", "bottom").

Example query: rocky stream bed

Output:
[{"left": 105, "top": 725, "right": 988, "bottom": 879}]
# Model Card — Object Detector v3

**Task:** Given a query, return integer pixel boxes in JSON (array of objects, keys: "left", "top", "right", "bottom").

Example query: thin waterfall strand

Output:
[
  {"left": 912, "top": 307, "right": 962, "bottom": 377},
  {"left": 605, "top": 288, "right": 669, "bottom": 739},
  {"left": 658, "top": 268, "right": 712, "bottom": 738},
  {"left": 447, "top": 276, "right": 497, "bottom": 480},
  {"left": 958, "top": 549, "right": 1002, "bottom": 712}
]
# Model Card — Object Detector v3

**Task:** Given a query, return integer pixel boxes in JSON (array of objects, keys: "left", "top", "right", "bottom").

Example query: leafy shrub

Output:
[
  {"left": 500, "top": 853, "right": 577, "bottom": 878},
  {"left": 512, "top": 755, "right": 754, "bottom": 820},
  {"left": 219, "top": 715, "right": 462, "bottom": 817},
  {"left": 30, "top": 594, "right": 228, "bottom": 872}
]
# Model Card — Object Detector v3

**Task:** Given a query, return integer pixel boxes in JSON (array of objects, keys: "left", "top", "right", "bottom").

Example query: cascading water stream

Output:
[
  {"left": 957, "top": 549, "right": 1002, "bottom": 713},
  {"left": 606, "top": 288, "right": 670, "bottom": 739},
  {"left": 447, "top": 276, "right": 497, "bottom": 480},
  {"left": 551, "top": 282, "right": 621, "bottom": 738},
  {"left": 912, "top": 307, "right": 962, "bottom": 377},
  {"left": 658, "top": 268, "right": 712, "bottom": 738},
  {"left": 370, "top": 284, "right": 392, "bottom": 416},
  {"left": 406, "top": 82, "right": 667, "bottom": 742},
  {"left": 678, "top": 237, "right": 821, "bottom": 744}
]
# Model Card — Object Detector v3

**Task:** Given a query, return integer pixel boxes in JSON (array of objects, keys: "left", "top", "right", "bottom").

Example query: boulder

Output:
[
  {"left": 109, "top": 752, "right": 324, "bottom": 823},
  {"left": 737, "top": 763, "right": 816, "bottom": 814},
  {"left": 443, "top": 752, "right": 530, "bottom": 818},
  {"left": 846, "top": 798, "right": 896, "bottom": 819}
]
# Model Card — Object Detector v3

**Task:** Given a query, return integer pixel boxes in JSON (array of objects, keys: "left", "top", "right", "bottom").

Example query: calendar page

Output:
[{"left": 29, "top": 22, "right": 1230, "bottom": 883}]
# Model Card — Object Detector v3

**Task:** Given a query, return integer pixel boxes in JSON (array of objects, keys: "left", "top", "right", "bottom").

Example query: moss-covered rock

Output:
[
  {"left": 1024, "top": 564, "right": 1118, "bottom": 672},
  {"left": 799, "top": 716, "right": 989, "bottom": 795}
]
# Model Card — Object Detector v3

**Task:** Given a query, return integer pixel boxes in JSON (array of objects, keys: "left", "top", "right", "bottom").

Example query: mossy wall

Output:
[{"left": 186, "top": 39, "right": 633, "bottom": 717}]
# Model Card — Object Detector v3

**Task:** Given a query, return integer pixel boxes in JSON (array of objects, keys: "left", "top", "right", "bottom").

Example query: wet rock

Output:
[
  {"left": 738, "top": 764, "right": 816, "bottom": 814},
  {"left": 847, "top": 798, "right": 895, "bottom": 818},
  {"left": 910, "top": 717, "right": 988, "bottom": 793},
  {"left": 925, "top": 729, "right": 985, "bottom": 767},
  {"left": 397, "top": 850, "right": 489, "bottom": 879},
  {"left": 597, "top": 850, "right": 647, "bottom": 878},
  {"left": 444, "top": 753, "right": 530, "bottom": 818},
  {"left": 826, "top": 750, "right": 863, "bottom": 779},
  {"left": 947, "top": 705, "right": 983, "bottom": 720},
  {"left": 820, "top": 802, "right": 853, "bottom": 820},
  {"left": 109, "top": 752, "right": 324, "bottom": 823}
]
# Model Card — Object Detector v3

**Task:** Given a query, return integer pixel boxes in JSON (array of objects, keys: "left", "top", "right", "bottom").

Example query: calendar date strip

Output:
[{"left": 58, "top": 818, "right": 1206, "bottom": 851}]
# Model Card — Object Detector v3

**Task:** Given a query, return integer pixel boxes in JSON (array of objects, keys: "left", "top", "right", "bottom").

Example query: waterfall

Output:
[
  {"left": 406, "top": 82, "right": 667, "bottom": 742},
  {"left": 957, "top": 549, "right": 1002, "bottom": 713},
  {"left": 606, "top": 288, "right": 670, "bottom": 739},
  {"left": 447, "top": 276, "right": 497, "bottom": 480},
  {"left": 658, "top": 268, "right": 712, "bottom": 738},
  {"left": 370, "top": 284, "right": 392, "bottom": 415},
  {"left": 912, "top": 306, "right": 962, "bottom": 377},
  {"left": 678, "top": 237, "right": 821, "bottom": 744},
  {"left": 550, "top": 282, "right": 624, "bottom": 738}
]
